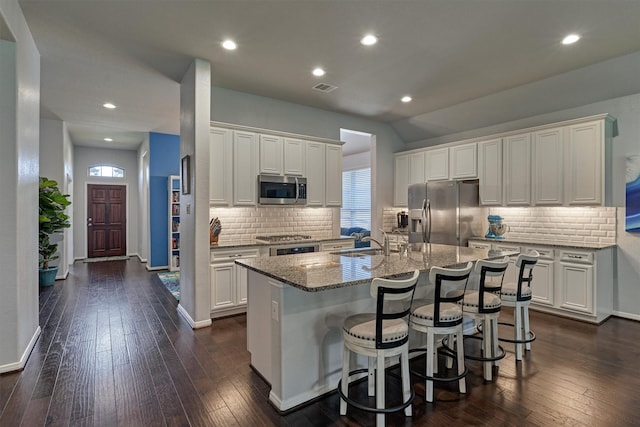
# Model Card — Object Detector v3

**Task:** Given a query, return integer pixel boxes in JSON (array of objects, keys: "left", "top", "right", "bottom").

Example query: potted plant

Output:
[{"left": 39, "top": 177, "right": 71, "bottom": 286}]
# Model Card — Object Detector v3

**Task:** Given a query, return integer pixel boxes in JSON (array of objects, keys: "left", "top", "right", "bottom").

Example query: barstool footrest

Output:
[
  {"left": 496, "top": 321, "right": 536, "bottom": 344},
  {"left": 408, "top": 348, "right": 468, "bottom": 383},
  {"left": 443, "top": 335, "right": 506, "bottom": 362},
  {"left": 337, "top": 368, "right": 414, "bottom": 415}
]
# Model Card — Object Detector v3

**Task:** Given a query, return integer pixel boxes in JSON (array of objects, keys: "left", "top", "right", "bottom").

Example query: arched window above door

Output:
[{"left": 88, "top": 165, "right": 125, "bottom": 178}]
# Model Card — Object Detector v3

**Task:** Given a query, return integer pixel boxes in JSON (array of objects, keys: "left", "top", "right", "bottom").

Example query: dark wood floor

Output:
[{"left": 1, "top": 259, "right": 639, "bottom": 426}]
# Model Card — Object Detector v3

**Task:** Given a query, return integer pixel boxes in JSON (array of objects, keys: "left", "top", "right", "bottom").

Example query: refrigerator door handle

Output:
[
  {"left": 420, "top": 199, "right": 427, "bottom": 242},
  {"left": 426, "top": 199, "right": 432, "bottom": 243}
]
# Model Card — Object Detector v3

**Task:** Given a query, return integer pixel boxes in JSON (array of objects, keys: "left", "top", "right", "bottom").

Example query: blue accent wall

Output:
[{"left": 149, "top": 132, "right": 180, "bottom": 267}]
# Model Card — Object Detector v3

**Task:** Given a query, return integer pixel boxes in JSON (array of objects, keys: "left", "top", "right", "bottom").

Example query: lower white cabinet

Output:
[
  {"left": 468, "top": 241, "right": 613, "bottom": 323},
  {"left": 210, "top": 248, "right": 259, "bottom": 318},
  {"left": 319, "top": 239, "right": 354, "bottom": 252}
]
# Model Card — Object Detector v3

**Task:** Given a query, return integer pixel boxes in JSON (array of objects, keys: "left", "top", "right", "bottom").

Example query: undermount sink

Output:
[{"left": 332, "top": 248, "right": 395, "bottom": 257}]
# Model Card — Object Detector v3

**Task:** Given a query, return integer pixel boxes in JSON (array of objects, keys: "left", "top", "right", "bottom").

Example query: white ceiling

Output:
[{"left": 18, "top": 0, "right": 640, "bottom": 150}]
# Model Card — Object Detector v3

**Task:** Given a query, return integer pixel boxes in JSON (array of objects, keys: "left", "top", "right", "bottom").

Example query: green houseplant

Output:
[{"left": 39, "top": 177, "right": 71, "bottom": 286}]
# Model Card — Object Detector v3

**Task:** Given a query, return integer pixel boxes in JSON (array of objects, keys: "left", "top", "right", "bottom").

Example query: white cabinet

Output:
[
  {"left": 449, "top": 143, "right": 477, "bottom": 179},
  {"left": 409, "top": 151, "right": 426, "bottom": 184},
  {"left": 528, "top": 247, "right": 555, "bottom": 307},
  {"left": 209, "top": 127, "right": 233, "bottom": 206},
  {"left": 284, "top": 138, "right": 305, "bottom": 176},
  {"left": 491, "top": 242, "right": 520, "bottom": 284},
  {"left": 325, "top": 144, "right": 342, "bottom": 207},
  {"left": 557, "top": 250, "right": 594, "bottom": 315},
  {"left": 532, "top": 127, "right": 563, "bottom": 205},
  {"left": 468, "top": 241, "right": 491, "bottom": 250},
  {"left": 168, "top": 175, "right": 181, "bottom": 271},
  {"left": 478, "top": 138, "right": 503, "bottom": 206},
  {"left": 565, "top": 120, "right": 603, "bottom": 205},
  {"left": 305, "top": 141, "right": 325, "bottom": 206},
  {"left": 233, "top": 131, "right": 259, "bottom": 206},
  {"left": 425, "top": 147, "right": 449, "bottom": 181},
  {"left": 259, "top": 134, "right": 283, "bottom": 175},
  {"left": 394, "top": 154, "right": 409, "bottom": 207},
  {"left": 210, "top": 248, "right": 259, "bottom": 318},
  {"left": 503, "top": 133, "right": 531, "bottom": 206},
  {"left": 320, "top": 239, "right": 355, "bottom": 252}
]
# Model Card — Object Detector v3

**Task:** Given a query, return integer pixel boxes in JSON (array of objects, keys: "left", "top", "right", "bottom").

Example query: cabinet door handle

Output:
[{"left": 568, "top": 255, "right": 583, "bottom": 259}]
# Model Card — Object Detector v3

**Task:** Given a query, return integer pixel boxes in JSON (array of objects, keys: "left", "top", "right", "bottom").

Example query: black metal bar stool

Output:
[
  {"left": 338, "top": 270, "right": 419, "bottom": 427},
  {"left": 409, "top": 262, "right": 473, "bottom": 402},
  {"left": 498, "top": 251, "right": 539, "bottom": 361}
]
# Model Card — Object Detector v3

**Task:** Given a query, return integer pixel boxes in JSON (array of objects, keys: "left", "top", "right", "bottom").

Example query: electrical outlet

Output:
[{"left": 271, "top": 300, "right": 279, "bottom": 321}]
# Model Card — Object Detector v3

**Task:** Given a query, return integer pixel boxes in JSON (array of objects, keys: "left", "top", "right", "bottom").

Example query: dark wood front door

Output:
[{"left": 87, "top": 184, "right": 126, "bottom": 258}]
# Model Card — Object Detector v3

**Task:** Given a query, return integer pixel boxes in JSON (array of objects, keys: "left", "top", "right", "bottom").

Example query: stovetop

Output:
[{"left": 255, "top": 234, "right": 313, "bottom": 243}]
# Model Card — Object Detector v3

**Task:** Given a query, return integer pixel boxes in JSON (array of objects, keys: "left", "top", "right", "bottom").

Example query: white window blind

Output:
[{"left": 341, "top": 168, "right": 371, "bottom": 229}]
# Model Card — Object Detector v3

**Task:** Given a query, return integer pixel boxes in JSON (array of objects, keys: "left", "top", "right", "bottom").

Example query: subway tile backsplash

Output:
[
  {"left": 209, "top": 207, "right": 334, "bottom": 242},
  {"left": 489, "top": 207, "right": 617, "bottom": 245}
]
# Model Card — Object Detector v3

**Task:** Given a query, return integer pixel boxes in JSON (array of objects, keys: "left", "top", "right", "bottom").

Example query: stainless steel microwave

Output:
[{"left": 258, "top": 174, "right": 307, "bottom": 205}]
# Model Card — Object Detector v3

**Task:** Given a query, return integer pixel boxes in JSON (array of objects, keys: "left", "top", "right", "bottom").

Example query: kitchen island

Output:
[{"left": 235, "top": 243, "right": 518, "bottom": 412}]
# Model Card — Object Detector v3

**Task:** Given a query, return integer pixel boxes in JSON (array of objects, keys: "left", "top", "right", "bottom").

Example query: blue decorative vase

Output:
[{"left": 39, "top": 267, "right": 58, "bottom": 287}]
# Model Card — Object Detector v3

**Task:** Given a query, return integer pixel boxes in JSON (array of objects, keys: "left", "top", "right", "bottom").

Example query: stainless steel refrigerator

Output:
[{"left": 408, "top": 180, "right": 484, "bottom": 246}]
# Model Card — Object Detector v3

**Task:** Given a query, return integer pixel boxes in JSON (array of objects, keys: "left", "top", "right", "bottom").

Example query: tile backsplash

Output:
[
  {"left": 382, "top": 207, "right": 409, "bottom": 232},
  {"left": 209, "top": 207, "right": 335, "bottom": 242},
  {"left": 489, "top": 207, "right": 616, "bottom": 245}
]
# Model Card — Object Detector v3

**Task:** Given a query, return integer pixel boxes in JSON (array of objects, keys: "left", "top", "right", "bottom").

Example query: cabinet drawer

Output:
[
  {"left": 558, "top": 250, "right": 594, "bottom": 265},
  {"left": 211, "top": 248, "right": 260, "bottom": 263},
  {"left": 469, "top": 241, "right": 491, "bottom": 250},
  {"left": 320, "top": 240, "right": 354, "bottom": 251},
  {"left": 525, "top": 246, "right": 554, "bottom": 260}
]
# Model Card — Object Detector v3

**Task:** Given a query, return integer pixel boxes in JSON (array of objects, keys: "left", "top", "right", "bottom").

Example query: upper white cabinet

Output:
[
  {"left": 305, "top": 141, "right": 325, "bottom": 206},
  {"left": 425, "top": 147, "right": 449, "bottom": 181},
  {"left": 209, "top": 127, "right": 233, "bottom": 206},
  {"left": 325, "top": 144, "right": 343, "bottom": 206},
  {"left": 503, "top": 133, "right": 531, "bottom": 206},
  {"left": 394, "top": 154, "right": 409, "bottom": 207},
  {"left": 565, "top": 120, "right": 604, "bottom": 206},
  {"left": 259, "top": 134, "right": 283, "bottom": 175},
  {"left": 233, "top": 130, "right": 259, "bottom": 206},
  {"left": 478, "top": 138, "right": 502, "bottom": 206},
  {"left": 283, "top": 138, "right": 305, "bottom": 176},
  {"left": 532, "top": 127, "right": 563, "bottom": 205},
  {"left": 449, "top": 142, "right": 477, "bottom": 179},
  {"left": 409, "top": 151, "right": 426, "bottom": 184}
]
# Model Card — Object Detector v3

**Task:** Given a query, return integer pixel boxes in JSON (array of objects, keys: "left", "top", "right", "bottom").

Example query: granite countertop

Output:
[
  {"left": 469, "top": 236, "right": 616, "bottom": 250},
  {"left": 210, "top": 235, "right": 355, "bottom": 250},
  {"left": 235, "top": 243, "right": 518, "bottom": 292}
]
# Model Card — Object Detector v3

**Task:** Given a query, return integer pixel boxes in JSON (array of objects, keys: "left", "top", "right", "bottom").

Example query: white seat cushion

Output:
[
  {"left": 343, "top": 313, "right": 408, "bottom": 348},
  {"left": 410, "top": 302, "right": 463, "bottom": 327},
  {"left": 459, "top": 290, "right": 501, "bottom": 312},
  {"left": 500, "top": 282, "right": 532, "bottom": 301}
]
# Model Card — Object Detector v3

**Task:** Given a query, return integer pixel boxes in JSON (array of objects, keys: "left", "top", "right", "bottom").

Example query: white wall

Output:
[
  {"left": 137, "top": 134, "right": 150, "bottom": 262},
  {"left": 72, "top": 146, "right": 139, "bottom": 259},
  {"left": 40, "top": 118, "right": 73, "bottom": 278},
  {"left": 0, "top": 0, "right": 41, "bottom": 372},
  {"left": 404, "top": 93, "right": 640, "bottom": 320}
]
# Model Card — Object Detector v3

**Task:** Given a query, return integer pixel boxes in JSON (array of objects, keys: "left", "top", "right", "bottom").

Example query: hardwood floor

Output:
[{"left": 1, "top": 259, "right": 639, "bottom": 426}]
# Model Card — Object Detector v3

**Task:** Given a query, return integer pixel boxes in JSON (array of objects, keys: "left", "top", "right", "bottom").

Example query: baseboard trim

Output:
[
  {"left": 146, "top": 264, "right": 168, "bottom": 271},
  {"left": 177, "top": 304, "right": 212, "bottom": 329},
  {"left": 612, "top": 310, "right": 640, "bottom": 322},
  {"left": 0, "top": 326, "right": 41, "bottom": 374},
  {"left": 134, "top": 253, "right": 147, "bottom": 263}
]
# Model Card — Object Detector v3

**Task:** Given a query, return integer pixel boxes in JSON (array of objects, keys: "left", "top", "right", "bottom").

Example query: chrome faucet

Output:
[{"left": 362, "top": 229, "right": 390, "bottom": 256}]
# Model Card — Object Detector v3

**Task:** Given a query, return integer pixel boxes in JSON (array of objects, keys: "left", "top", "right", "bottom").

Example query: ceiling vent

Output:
[{"left": 312, "top": 83, "right": 338, "bottom": 93}]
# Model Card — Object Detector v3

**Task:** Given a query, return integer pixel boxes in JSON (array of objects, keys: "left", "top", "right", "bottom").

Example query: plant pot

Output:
[{"left": 39, "top": 267, "right": 59, "bottom": 287}]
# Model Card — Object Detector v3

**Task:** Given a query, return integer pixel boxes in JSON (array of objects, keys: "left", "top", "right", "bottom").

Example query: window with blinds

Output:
[{"left": 341, "top": 168, "right": 371, "bottom": 229}]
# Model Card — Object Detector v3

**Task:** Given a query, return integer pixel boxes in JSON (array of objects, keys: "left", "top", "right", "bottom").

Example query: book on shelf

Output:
[
  {"left": 172, "top": 220, "right": 180, "bottom": 232},
  {"left": 172, "top": 191, "right": 179, "bottom": 203},
  {"left": 172, "top": 204, "right": 180, "bottom": 215},
  {"left": 172, "top": 255, "right": 180, "bottom": 268},
  {"left": 172, "top": 237, "right": 180, "bottom": 250}
]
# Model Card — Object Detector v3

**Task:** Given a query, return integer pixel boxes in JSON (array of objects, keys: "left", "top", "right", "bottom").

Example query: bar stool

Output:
[
  {"left": 458, "top": 257, "right": 509, "bottom": 381},
  {"left": 338, "top": 270, "right": 419, "bottom": 427},
  {"left": 498, "top": 251, "right": 539, "bottom": 361},
  {"left": 409, "top": 262, "right": 473, "bottom": 402}
]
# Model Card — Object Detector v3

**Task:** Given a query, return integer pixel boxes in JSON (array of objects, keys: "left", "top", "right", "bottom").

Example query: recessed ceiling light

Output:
[
  {"left": 104, "top": 137, "right": 113, "bottom": 142},
  {"left": 361, "top": 34, "right": 378, "bottom": 46},
  {"left": 222, "top": 39, "right": 237, "bottom": 50},
  {"left": 312, "top": 67, "right": 326, "bottom": 77},
  {"left": 401, "top": 96, "right": 412, "bottom": 103},
  {"left": 562, "top": 34, "right": 580, "bottom": 45},
  {"left": 103, "top": 102, "right": 116, "bottom": 109}
]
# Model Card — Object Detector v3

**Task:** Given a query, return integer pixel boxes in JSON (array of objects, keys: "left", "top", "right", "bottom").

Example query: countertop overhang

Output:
[
  {"left": 470, "top": 236, "right": 615, "bottom": 250},
  {"left": 235, "top": 243, "right": 518, "bottom": 292}
]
